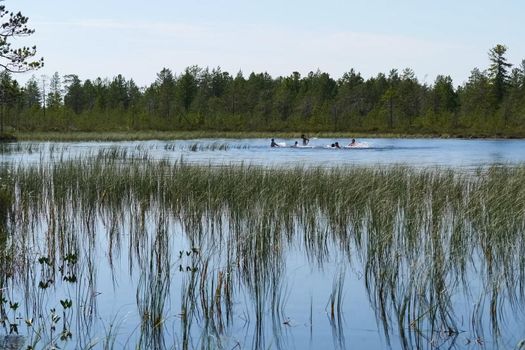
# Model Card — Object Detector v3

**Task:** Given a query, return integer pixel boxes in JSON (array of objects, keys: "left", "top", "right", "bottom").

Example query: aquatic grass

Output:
[
  {"left": 135, "top": 217, "right": 171, "bottom": 350},
  {"left": 1, "top": 154, "right": 525, "bottom": 348},
  {"left": 155, "top": 141, "right": 252, "bottom": 153},
  {"left": 174, "top": 142, "right": 248, "bottom": 152},
  {"left": 0, "top": 142, "right": 41, "bottom": 154}
]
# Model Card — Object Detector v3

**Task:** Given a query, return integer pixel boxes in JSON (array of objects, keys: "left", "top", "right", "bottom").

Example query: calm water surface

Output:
[{"left": 2, "top": 137, "right": 525, "bottom": 167}]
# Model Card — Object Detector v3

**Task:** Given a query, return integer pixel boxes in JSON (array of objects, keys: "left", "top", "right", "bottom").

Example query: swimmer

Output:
[{"left": 301, "top": 134, "right": 310, "bottom": 146}]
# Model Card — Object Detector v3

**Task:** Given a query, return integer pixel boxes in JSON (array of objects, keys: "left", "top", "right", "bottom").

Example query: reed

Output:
[{"left": 1, "top": 153, "right": 525, "bottom": 349}]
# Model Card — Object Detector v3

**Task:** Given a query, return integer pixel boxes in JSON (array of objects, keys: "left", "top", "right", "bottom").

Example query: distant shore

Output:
[{"left": 6, "top": 130, "right": 524, "bottom": 142}]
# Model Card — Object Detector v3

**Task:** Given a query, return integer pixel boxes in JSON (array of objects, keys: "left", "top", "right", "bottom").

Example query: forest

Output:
[{"left": 1, "top": 44, "right": 524, "bottom": 137}]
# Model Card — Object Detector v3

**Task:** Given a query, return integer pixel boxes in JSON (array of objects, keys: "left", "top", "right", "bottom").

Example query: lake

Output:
[
  {"left": 2, "top": 137, "right": 525, "bottom": 168},
  {"left": 0, "top": 138, "right": 524, "bottom": 350}
]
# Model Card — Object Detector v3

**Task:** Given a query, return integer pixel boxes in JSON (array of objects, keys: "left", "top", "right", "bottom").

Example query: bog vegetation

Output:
[
  {"left": 1, "top": 150, "right": 525, "bottom": 348},
  {"left": 2, "top": 45, "right": 525, "bottom": 137}
]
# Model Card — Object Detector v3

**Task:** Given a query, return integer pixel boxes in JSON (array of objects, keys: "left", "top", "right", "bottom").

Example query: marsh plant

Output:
[
  {"left": 0, "top": 153, "right": 524, "bottom": 349},
  {"left": 163, "top": 141, "right": 249, "bottom": 152}
]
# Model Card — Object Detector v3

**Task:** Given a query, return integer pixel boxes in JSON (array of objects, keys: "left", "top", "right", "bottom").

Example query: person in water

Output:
[
  {"left": 349, "top": 138, "right": 356, "bottom": 147},
  {"left": 334, "top": 142, "right": 341, "bottom": 149},
  {"left": 301, "top": 134, "right": 309, "bottom": 146},
  {"left": 271, "top": 138, "right": 280, "bottom": 147},
  {"left": 292, "top": 141, "right": 299, "bottom": 147}
]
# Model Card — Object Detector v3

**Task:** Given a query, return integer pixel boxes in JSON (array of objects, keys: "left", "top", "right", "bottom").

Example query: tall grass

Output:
[{"left": 0, "top": 153, "right": 525, "bottom": 348}]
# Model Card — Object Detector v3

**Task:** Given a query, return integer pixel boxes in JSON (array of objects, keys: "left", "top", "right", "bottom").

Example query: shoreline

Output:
[{"left": 9, "top": 130, "right": 525, "bottom": 142}]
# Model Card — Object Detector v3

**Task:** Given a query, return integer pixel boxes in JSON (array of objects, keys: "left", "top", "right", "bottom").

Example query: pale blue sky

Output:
[{"left": 13, "top": 0, "right": 525, "bottom": 87}]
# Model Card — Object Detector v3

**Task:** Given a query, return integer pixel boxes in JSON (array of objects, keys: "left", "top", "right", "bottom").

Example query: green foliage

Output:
[
  {"left": 0, "top": 4, "right": 43, "bottom": 72},
  {"left": 488, "top": 44, "right": 512, "bottom": 104},
  {"left": 4, "top": 45, "right": 525, "bottom": 137},
  {"left": 47, "top": 72, "right": 62, "bottom": 110}
]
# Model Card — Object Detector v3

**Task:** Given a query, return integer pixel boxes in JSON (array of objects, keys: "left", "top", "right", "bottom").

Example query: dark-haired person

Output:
[{"left": 301, "top": 134, "right": 310, "bottom": 146}]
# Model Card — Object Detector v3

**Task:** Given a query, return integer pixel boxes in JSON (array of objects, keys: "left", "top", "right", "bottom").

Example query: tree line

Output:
[{"left": 1, "top": 44, "right": 525, "bottom": 136}]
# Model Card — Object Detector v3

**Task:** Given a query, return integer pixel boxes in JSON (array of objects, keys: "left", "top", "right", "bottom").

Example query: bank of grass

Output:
[
  {"left": 11, "top": 130, "right": 421, "bottom": 142},
  {"left": 13, "top": 130, "right": 525, "bottom": 142}
]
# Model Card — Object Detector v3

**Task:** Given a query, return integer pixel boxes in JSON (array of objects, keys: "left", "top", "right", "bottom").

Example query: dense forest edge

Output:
[{"left": 2, "top": 44, "right": 525, "bottom": 140}]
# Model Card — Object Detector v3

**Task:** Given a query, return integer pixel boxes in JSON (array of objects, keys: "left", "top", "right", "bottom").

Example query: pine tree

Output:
[{"left": 488, "top": 44, "right": 512, "bottom": 104}]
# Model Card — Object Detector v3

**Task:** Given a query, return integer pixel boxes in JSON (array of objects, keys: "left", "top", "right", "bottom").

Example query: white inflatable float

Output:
[{"left": 344, "top": 142, "right": 370, "bottom": 148}]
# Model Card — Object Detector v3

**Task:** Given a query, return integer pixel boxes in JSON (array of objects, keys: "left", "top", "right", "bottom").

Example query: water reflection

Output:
[{"left": 0, "top": 156, "right": 524, "bottom": 349}]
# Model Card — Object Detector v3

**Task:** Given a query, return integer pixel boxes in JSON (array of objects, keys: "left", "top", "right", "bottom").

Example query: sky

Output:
[{"left": 11, "top": 0, "right": 525, "bottom": 87}]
